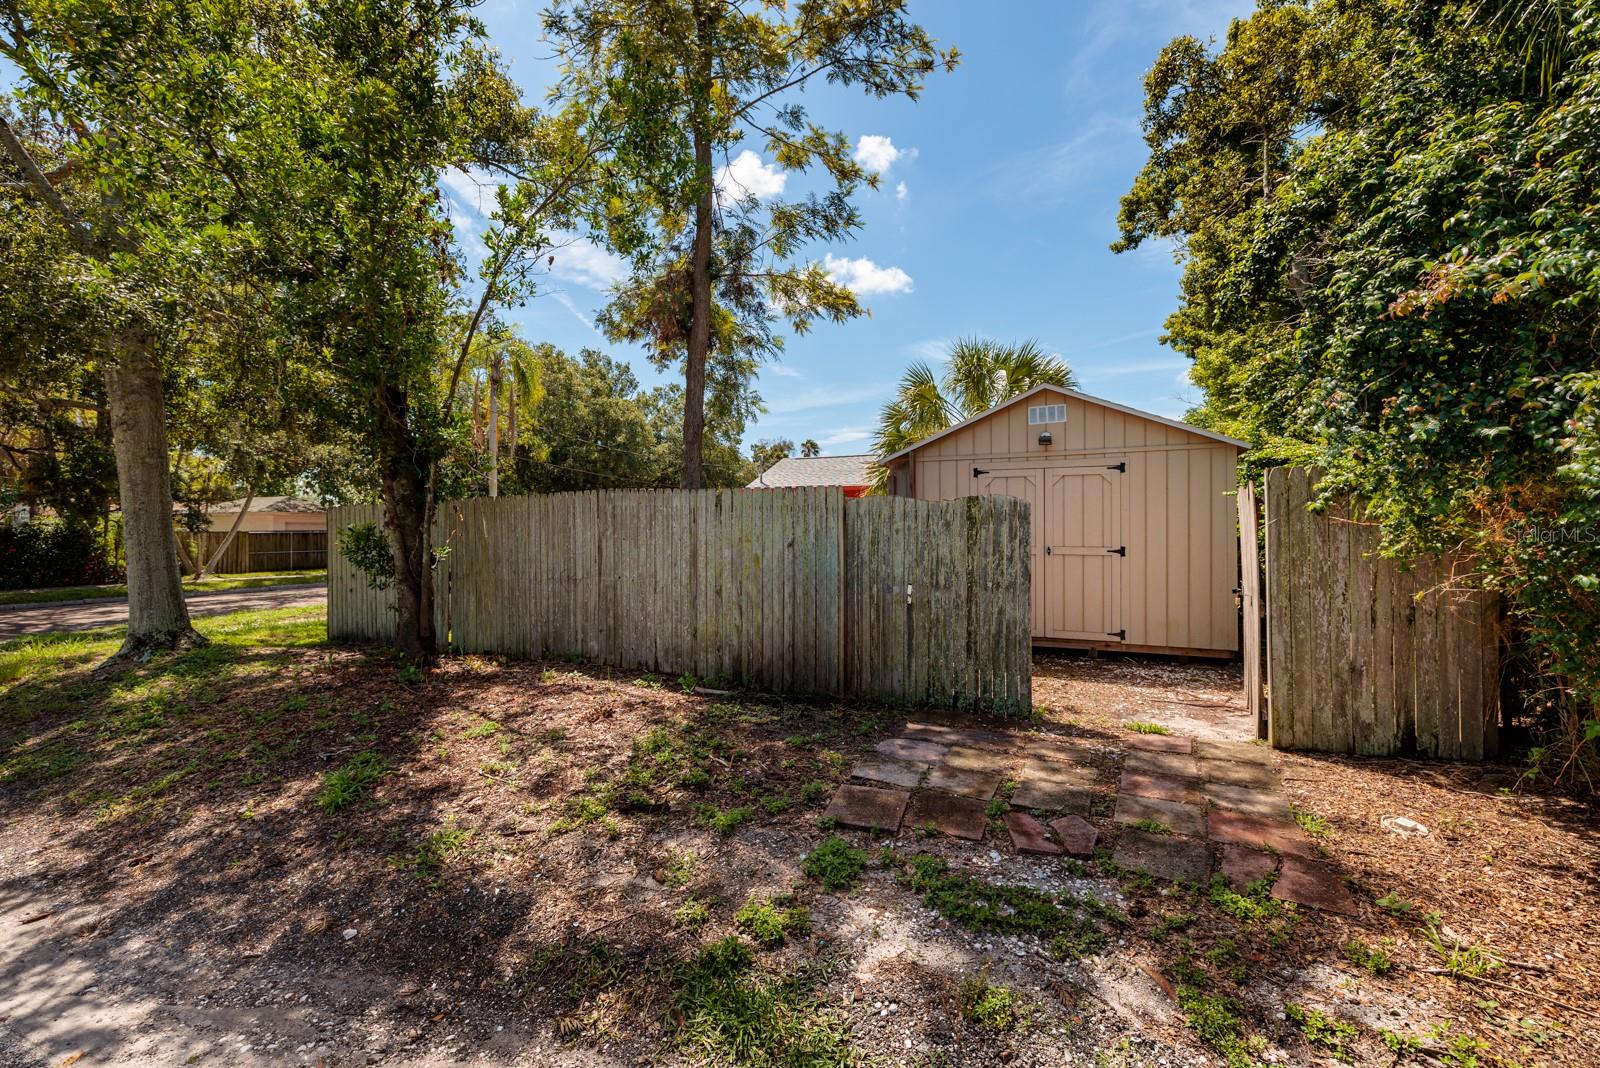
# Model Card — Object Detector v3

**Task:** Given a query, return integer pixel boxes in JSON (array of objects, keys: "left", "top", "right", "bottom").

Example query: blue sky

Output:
[{"left": 456, "top": 0, "right": 1256, "bottom": 455}]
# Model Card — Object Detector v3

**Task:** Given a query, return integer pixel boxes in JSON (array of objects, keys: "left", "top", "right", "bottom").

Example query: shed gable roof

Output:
[{"left": 880, "top": 383, "right": 1248, "bottom": 464}]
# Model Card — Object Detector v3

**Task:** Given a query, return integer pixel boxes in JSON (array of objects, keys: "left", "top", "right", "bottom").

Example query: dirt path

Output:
[{"left": 0, "top": 584, "right": 326, "bottom": 641}]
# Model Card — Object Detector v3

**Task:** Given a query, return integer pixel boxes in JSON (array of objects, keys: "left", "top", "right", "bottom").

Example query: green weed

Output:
[
  {"left": 1343, "top": 938, "right": 1395, "bottom": 975},
  {"left": 734, "top": 895, "right": 811, "bottom": 946},
  {"left": 316, "top": 751, "right": 388, "bottom": 813},
  {"left": 695, "top": 804, "right": 754, "bottom": 835},
  {"left": 1125, "top": 721, "right": 1172, "bottom": 735},
  {"left": 957, "top": 967, "right": 1028, "bottom": 1032},
  {"left": 803, "top": 836, "right": 867, "bottom": 892},
  {"left": 1129, "top": 817, "right": 1172, "bottom": 835},
  {"left": 1286, "top": 1003, "right": 1357, "bottom": 1061},
  {"left": 1291, "top": 805, "right": 1332, "bottom": 839}
]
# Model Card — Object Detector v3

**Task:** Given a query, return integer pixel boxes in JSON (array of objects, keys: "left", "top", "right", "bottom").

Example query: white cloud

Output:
[
  {"left": 854, "top": 134, "right": 909, "bottom": 174},
  {"left": 441, "top": 167, "right": 500, "bottom": 214},
  {"left": 905, "top": 338, "right": 950, "bottom": 363},
  {"left": 717, "top": 150, "right": 786, "bottom": 202},
  {"left": 549, "top": 290, "right": 607, "bottom": 340},
  {"left": 820, "top": 427, "right": 872, "bottom": 448},
  {"left": 547, "top": 235, "right": 628, "bottom": 290},
  {"left": 768, "top": 364, "right": 804, "bottom": 379},
  {"left": 895, "top": 181, "right": 908, "bottom": 202},
  {"left": 824, "top": 254, "right": 913, "bottom": 296}
]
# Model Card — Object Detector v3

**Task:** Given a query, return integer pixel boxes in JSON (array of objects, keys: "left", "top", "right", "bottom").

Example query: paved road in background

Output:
[{"left": 0, "top": 583, "right": 327, "bottom": 642}]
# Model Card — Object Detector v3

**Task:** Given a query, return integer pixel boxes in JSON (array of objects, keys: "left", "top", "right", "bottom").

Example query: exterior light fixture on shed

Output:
[{"left": 1037, "top": 430, "right": 1053, "bottom": 446}]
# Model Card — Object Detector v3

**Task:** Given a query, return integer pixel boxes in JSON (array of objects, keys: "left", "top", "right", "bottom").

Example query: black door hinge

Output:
[
  {"left": 1106, "top": 546, "right": 1126, "bottom": 556},
  {"left": 973, "top": 467, "right": 989, "bottom": 478},
  {"left": 1105, "top": 461, "right": 1126, "bottom": 472},
  {"left": 1106, "top": 629, "right": 1126, "bottom": 640}
]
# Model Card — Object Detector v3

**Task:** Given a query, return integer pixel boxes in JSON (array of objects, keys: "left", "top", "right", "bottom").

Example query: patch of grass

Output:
[
  {"left": 695, "top": 804, "right": 754, "bottom": 835},
  {"left": 1128, "top": 817, "right": 1172, "bottom": 835},
  {"left": 895, "top": 854, "right": 1109, "bottom": 956},
  {"left": 679, "top": 767, "right": 712, "bottom": 790},
  {"left": 316, "top": 751, "right": 388, "bottom": 813},
  {"left": 401, "top": 819, "right": 472, "bottom": 875},
  {"left": 0, "top": 570, "right": 326, "bottom": 607},
  {"left": 1124, "top": 720, "right": 1172, "bottom": 735},
  {"left": 760, "top": 794, "right": 791, "bottom": 815},
  {"left": 734, "top": 895, "right": 811, "bottom": 946},
  {"left": 1343, "top": 938, "right": 1395, "bottom": 975},
  {"left": 549, "top": 795, "right": 610, "bottom": 833},
  {"left": 1152, "top": 911, "right": 1196, "bottom": 942},
  {"left": 670, "top": 937, "right": 853, "bottom": 1068},
  {"left": 462, "top": 719, "right": 501, "bottom": 739},
  {"left": 1286, "top": 1003, "right": 1357, "bottom": 1062},
  {"left": 1176, "top": 985, "right": 1259, "bottom": 1068},
  {"left": 803, "top": 836, "right": 867, "bottom": 893},
  {"left": 799, "top": 779, "right": 829, "bottom": 804},
  {"left": 662, "top": 849, "right": 698, "bottom": 889},
  {"left": 1291, "top": 804, "right": 1332, "bottom": 839},
  {"left": 674, "top": 896, "right": 711, "bottom": 931},
  {"left": 957, "top": 967, "right": 1028, "bottom": 1032}
]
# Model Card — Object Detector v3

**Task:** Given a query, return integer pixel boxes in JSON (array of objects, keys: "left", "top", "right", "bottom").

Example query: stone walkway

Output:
[{"left": 824, "top": 723, "right": 1356, "bottom": 914}]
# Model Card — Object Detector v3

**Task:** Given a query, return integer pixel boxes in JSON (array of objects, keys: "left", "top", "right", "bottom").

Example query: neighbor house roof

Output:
[
  {"left": 200, "top": 495, "right": 326, "bottom": 515},
  {"left": 879, "top": 383, "right": 1250, "bottom": 464},
  {"left": 747, "top": 454, "right": 876, "bottom": 489}
]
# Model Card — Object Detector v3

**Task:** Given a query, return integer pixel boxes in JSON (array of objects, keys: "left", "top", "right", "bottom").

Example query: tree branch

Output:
[{"left": 0, "top": 115, "right": 101, "bottom": 254}]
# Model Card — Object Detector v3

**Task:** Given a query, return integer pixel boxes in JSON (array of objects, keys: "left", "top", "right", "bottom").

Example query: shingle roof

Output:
[
  {"left": 204, "top": 495, "right": 326, "bottom": 514},
  {"left": 747, "top": 454, "right": 876, "bottom": 489}
]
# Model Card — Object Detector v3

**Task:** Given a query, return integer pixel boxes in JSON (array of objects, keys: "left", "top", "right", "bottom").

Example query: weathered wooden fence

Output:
[
  {"left": 1262, "top": 467, "right": 1498, "bottom": 758},
  {"left": 327, "top": 488, "right": 1032, "bottom": 711},
  {"left": 186, "top": 530, "right": 328, "bottom": 574}
]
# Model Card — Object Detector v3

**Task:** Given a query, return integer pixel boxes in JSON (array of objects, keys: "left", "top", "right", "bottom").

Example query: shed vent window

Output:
[{"left": 1027, "top": 404, "right": 1066, "bottom": 425}]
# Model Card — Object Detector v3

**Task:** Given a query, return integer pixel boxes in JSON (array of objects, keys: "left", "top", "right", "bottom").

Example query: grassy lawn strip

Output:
[{"left": 0, "top": 570, "right": 326, "bottom": 607}]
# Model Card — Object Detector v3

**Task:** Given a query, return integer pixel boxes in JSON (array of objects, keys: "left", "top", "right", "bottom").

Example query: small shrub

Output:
[
  {"left": 317, "top": 751, "right": 388, "bottom": 813},
  {"left": 337, "top": 521, "right": 395, "bottom": 590},
  {"left": 803, "top": 836, "right": 867, "bottom": 892},
  {"left": 734, "top": 895, "right": 811, "bottom": 946},
  {"left": 1125, "top": 721, "right": 1172, "bottom": 735}
]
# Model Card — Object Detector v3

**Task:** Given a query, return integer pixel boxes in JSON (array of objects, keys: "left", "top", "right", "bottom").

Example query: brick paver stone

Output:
[
  {"left": 1123, "top": 750, "right": 1201, "bottom": 780},
  {"left": 923, "top": 763, "right": 1002, "bottom": 800},
  {"left": 823, "top": 784, "right": 909, "bottom": 832},
  {"left": 903, "top": 790, "right": 989, "bottom": 841},
  {"left": 901, "top": 722, "right": 962, "bottom": 746},
  {"left": 1272, "top": 856, "right": 1359, "bottom": 915},
  {"left": 1048, "top": 814, "right": 1099, "bottom": 857},
  {"left": 1202, "top": 781, "right": 1289, "bottom": 819},
  {"left": 941, "top": 745, "right": 1013, "bottom": 775},
  {"left": 1004, "top": 812, "right": 1062, "bottom": 855},
  {"left": 1219, "top": 844, "right": 1278, "bottom": 892},
  {"left": 1011, "top": 758, "right": 1095, "bottom": 812},
  {"left": 850, "top": 759, "right": 927, "bottom": 790},
  {"left": 1118, "top": 770, "right": 1203, "bottom": 806},
  {"left": 940, "top": 727, "right": 1021, "bottom": 753},
  {"left": 876, "top": 737, "right": 948, "bottom": 764},
  {"left": 1112, "top": 829, "right": 1211, "bottom": 884},
  {"left": 1113, "top": 794, "right": 1206, "bottom": 838},
  {"left": 1127, "top": 733, "right": 1193, "bottom": 754},
  {"left": 1197, "top": 758, "right": 1277, "bottom": 790},
  {"left": 1023, "top": 735, "right": 1088, "bottom": 762},
  {"left": 1194, "top": 740, "right": 1272, "bottom": 766},
  {"left": 1206, "top": 810, "right": 1317, "bottom": 857}
]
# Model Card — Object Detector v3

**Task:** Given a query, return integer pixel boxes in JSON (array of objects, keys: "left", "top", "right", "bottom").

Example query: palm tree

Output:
[{"left": 870, "top": 338, "right": 1077, "bottom": 489}]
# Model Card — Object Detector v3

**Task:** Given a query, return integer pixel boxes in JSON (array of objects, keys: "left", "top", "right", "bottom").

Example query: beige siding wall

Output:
[
  {"left": 206, "top": 511, "right": 327, "bottom": 533},
  {"left": 898, "top": 389, "right": 1241, "bottom": 654}
]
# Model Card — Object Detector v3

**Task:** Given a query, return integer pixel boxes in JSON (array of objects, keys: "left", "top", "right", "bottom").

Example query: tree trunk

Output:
[
  {"left": 507, "top": 375, "right": 517, "bottom": 470},
  {"left": 683, "top": 121, "right": 713, "bottom": 491},
  {"left": 488, "top": 353, "right": 501, "bottom": 498},
  {"left": 197, "top": 487, "right": 254, "bottom": 579},
  {"left": 104, "top": 329, "right": 204, "bottom": 657},
  {"left": 376, "top": 382, "right": 436, "bottom": 662}
]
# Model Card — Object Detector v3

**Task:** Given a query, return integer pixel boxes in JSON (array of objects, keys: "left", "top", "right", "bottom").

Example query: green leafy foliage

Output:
[
  {"left": 803, "top": 836, "right": 868, "bottom": 892},
  {"left": 317, "top": 751, "right": 388, "bottom": 813},
  {"left": 734, "top": 895, "right": 811, "bottom": 947},
  {"left": 1117, "top": 0, "right": 1600, "bottom": 784}
]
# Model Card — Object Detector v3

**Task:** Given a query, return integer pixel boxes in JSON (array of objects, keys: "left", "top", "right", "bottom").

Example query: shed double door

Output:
[{"left": 978, "top": 464, "right": 1125, "bottom": 642}]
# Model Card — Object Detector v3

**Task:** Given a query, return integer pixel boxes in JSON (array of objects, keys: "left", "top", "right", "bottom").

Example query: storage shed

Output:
[{"left": 880, "top": 384, "right": 1247, "bottom": 657}]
